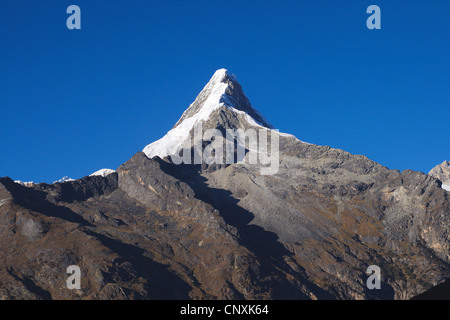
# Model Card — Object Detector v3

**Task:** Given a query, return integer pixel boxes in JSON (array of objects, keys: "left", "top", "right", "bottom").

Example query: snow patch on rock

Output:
[{"left": 90, "top": 169, "right": 115, "bottom": 177}]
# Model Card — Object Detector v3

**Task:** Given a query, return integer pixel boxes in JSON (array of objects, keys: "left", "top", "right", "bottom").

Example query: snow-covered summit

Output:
[
  {"left": 53, "top": 176, "right": 75, "bottom": 184},
  {"left": 173, "top": 68, "right": 272, "bottom": 129},
  {"left": 143, "top": 68, "right": 274, "bottom": 159},
  {"left": 90, "top": 168, "right": 115, "bottom": 177}
]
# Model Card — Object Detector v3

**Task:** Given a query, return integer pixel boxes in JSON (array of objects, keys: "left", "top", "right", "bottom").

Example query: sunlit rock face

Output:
[{"left": 429, "top": 160, "right": 450, "bottom": 191}]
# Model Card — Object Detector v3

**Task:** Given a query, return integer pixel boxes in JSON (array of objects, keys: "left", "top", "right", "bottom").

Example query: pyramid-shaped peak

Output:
[
  {"left": 173, "top": 69, "right": 272, "bottom": 129},
  {"left": 143, "top": 69, "right": 274, "bottom": 160}
]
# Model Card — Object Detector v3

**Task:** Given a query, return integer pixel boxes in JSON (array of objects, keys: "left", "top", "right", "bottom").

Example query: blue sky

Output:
[{"left": 0, "top": 0, "right": 449, "bottom": 183}]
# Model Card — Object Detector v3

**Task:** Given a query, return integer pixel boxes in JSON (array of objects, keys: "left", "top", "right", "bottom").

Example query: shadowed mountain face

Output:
[
  {"left": 0, "top": 70, "right": 449, "bottom": 300},
  {"left": 412, "top": 278, "right": 450, "bottom": 300}
]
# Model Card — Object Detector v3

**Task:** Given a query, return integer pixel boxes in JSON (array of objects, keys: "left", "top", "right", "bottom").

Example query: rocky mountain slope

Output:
[
  {"left": 429, "top": 161, "right": 450, "bottom": 191},
  {"left": 0, "top": 69, "right": 448, "bottom": 300}
]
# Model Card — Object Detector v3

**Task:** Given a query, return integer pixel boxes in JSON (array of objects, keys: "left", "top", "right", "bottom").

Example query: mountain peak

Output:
[
  {"left": 143, "top": 69, "right": 273, "bottom": 159},
  {"left": 210, "top": 68, "right": 232, "bottom": 82},
  {"left": 173, "top": 68, "right": 272, "bottom": 129}
]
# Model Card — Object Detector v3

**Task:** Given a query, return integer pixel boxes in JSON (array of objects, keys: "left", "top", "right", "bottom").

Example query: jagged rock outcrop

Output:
[{"left": 429, "top": 161, "right": 450, "bottom": 191}]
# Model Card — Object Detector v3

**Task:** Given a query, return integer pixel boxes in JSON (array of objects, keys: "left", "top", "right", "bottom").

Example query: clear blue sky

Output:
[{"left": 0, "top": 0, "right": 449, "bottom": 183}]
